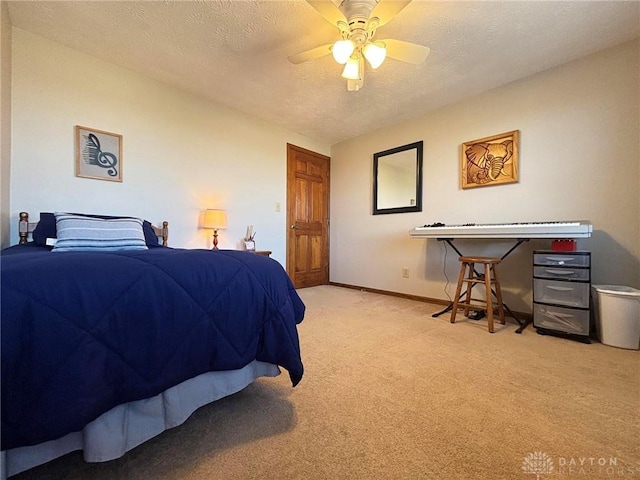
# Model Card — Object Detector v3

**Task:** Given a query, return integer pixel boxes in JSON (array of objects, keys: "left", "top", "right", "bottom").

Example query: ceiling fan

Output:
[{"left": 288, "top": 0, "right": 430, "bottom": 91}]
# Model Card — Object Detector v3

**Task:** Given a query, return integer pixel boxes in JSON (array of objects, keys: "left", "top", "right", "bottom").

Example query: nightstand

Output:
[{"left": 253, "top": 250, "right": 271, "bottom": 257}]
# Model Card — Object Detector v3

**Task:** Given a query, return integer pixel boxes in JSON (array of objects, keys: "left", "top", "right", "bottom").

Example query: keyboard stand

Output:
[{"left": 431, "top": 238, "right": 531, "bottom": 334}]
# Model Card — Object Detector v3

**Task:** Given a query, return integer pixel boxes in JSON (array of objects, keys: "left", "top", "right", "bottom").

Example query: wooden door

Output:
[{"left": 286, "top": 144, "right": 330, "bottom": 288}]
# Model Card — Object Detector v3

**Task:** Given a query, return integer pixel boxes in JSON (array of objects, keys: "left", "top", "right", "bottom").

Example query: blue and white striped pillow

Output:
[{"left": 52, "top": 213, "right": 148, "bottom": 252}]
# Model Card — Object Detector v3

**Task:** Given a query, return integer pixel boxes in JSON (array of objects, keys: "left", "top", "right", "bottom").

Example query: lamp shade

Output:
[
  {"left": 332, "top": 39, "right": 354, "bottom": 64},
  {"left": 203, "top": 209, "right": 227, "bottom": 229},
  {"left": 341, "top": 56, "right": 361, "bottom": 80},
  {"left": 363, "top": 42, "right": 386, "bottom": 69}
]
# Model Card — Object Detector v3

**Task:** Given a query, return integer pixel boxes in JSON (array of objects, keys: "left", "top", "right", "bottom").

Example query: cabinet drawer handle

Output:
[
  {"left": 544, "top": 269, "right": 575, "bottom": 276},
  {"left": 546, "top": 311, "right": 574, "bottom": 319},
  {"left": 546, "top": 285, "right": 573, "bottom": 292}
]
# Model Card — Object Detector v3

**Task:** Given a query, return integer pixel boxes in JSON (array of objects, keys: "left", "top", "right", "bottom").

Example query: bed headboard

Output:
[{"left": 18, "top": 212, "right": 169, "bottom": 247}]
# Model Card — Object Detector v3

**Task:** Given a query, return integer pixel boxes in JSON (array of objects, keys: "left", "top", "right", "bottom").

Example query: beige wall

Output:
[
  {"left": 330, "top": 40, "right": 640, "bottom": 312},
  {"left": 8, "top": 26, "right": 640, "bottom": 312},
  {"left": 9, "top": 29, "right": 330, "bottom": 263},
  {"left": 0, "top": 2, "right": 11, "bottom": 249}
]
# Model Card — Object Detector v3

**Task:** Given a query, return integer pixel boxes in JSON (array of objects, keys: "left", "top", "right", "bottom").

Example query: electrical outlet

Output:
[{"left": 402, "top": 267, "right": 409, "bottom": 278}]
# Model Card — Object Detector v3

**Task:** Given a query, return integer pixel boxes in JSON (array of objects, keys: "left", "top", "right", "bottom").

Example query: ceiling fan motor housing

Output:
[{"left": 338, "top": 0, "right": 379, "bottom": 45}]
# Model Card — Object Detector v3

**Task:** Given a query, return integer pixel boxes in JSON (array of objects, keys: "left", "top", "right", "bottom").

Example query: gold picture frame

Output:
[
  {"left": 461, "top": 130, "right": 519, "bottom": 189},
  {"left": 75, "top": 125, "right": 123, "bottom": 182}
]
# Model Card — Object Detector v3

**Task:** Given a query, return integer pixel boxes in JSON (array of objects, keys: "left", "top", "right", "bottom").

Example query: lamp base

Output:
[{"left": 213, "top": 230, "right": 219, "bottom": 250}]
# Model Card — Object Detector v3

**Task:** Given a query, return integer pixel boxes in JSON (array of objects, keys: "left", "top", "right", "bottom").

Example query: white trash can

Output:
[{"left": 592, "top": 285, "right": 640, "bottom": 350}]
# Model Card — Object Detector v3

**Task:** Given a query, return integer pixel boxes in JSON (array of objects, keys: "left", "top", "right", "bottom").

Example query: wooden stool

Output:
[{"left": 450, "top": 256, "right": 505, "bottom": 333}]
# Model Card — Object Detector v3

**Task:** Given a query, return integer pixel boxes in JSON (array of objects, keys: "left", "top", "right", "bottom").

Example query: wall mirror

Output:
[{"left": 373, "top": 140, "right": 423, "bottom": 215}]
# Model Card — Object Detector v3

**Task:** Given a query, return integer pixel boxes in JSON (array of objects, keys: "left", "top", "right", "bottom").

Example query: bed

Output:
[{"left": 1, "top": 212, "right": 305, "bottom": 478}]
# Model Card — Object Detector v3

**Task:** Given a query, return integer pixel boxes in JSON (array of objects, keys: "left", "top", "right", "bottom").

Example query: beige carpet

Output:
[{"left": 13, "top": 286, "right": 640, "bottom": 480}]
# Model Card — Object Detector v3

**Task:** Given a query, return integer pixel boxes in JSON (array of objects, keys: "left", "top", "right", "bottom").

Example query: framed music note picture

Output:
[{"left": 75, "top": 126, "right": 123, "bottom": 182}]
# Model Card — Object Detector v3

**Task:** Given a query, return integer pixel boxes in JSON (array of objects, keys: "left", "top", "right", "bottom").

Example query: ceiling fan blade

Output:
[
  {"left": 288, "top": 43, "right": 333, "bottom": 64},
  {"left": 381, "top": 39, "right": 430, "bottom": 65},
  {"left": 307, "top": 0, "right": 347, "bottom": 27},
  {"left": 369, "top": 0, "right": 412, "bottom": 29}
]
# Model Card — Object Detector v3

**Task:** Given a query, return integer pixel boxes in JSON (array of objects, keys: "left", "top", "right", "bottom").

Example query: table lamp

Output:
[{"left": 203, "top": 209, "right": 227, "bottom": 249}]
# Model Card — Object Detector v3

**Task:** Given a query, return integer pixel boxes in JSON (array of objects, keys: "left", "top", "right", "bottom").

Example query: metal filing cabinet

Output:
[{"left": 533, "top": 250, "right": 591, "bottom": 342}]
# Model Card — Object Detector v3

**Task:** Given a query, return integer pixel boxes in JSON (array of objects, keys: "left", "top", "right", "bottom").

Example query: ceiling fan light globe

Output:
[
  {"left": 363, "top": 42, "right": 386, "bottom": 69},
  {"left": 332, "top": 40, "right": 355, "bottom": 64},
  {"left": 341, "top": 57, "right": 361, "bottom": 80}
]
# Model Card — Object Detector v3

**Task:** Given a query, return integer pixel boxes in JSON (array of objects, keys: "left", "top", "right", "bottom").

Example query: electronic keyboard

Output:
[{"left": 409, "top": 221, "right": 593, "bottom": 239}]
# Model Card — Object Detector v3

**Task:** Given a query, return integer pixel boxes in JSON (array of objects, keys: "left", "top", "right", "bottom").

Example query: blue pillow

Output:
[
  {"left": 32, "top": 212, "right": 57, "bottom": 246},
  {"left": 142, "top": 220, "right": 161, "bottom": 247},
  {"left": 52, "top": 213, "right": 148, "bottom": 252},
  {"left": 31, "top": 212, "right": 160, "bottom": 247}
]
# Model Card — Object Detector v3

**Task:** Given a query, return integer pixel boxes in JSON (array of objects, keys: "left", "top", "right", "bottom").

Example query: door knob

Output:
[{"left": 290, "top": 225, "right": 297, "bottom": 229}]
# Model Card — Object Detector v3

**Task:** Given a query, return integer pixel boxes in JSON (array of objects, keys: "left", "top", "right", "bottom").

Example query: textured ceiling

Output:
[{"left": 6, "top": 0, "right": 640, "bottom": 145}]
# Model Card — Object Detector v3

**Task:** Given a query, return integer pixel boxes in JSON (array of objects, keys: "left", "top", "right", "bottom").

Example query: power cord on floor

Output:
[{"left": 441, "top": 240, "right": 452, "bottom": 302}]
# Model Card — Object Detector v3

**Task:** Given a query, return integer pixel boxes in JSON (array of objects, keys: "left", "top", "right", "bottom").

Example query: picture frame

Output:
[
  {"left": 75, "top": 125, "right": 123, "bottom": 182},
  {"left": 461, "top": 130, "right": 519, "bottom": 189}
]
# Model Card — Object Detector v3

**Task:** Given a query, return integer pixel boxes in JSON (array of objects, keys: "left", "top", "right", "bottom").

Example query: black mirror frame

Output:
[{"left": 373, "top": 140, "right": 423, "bottom": 215}]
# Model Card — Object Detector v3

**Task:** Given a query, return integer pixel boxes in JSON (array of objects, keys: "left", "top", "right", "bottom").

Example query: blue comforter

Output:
[{"left": 1, "top": 244, "right": 304, "bottom": 450}]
